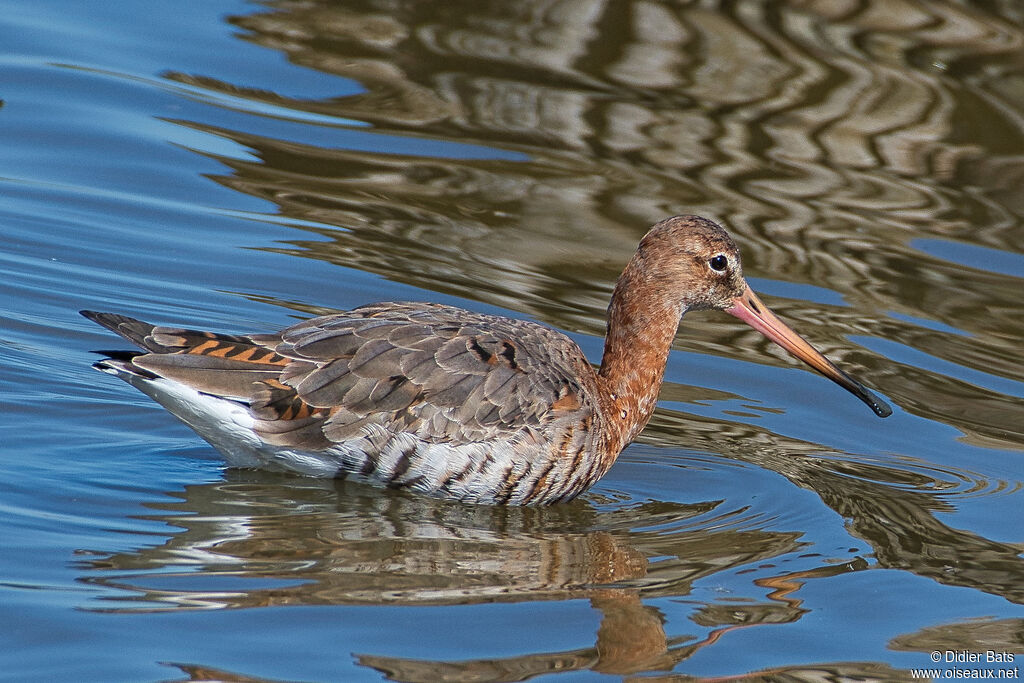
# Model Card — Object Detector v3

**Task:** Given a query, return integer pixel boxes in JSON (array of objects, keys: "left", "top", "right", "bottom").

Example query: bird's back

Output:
[{"left": 84, "top": 303, "right": 610, "bottom": 504}]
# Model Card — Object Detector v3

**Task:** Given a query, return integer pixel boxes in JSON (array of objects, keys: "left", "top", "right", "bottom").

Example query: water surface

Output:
[{"left": 2, "top": 1, "right": 1023, "bottom": 681}]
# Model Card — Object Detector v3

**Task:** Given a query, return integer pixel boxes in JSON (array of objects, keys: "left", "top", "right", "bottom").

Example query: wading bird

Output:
[{"left": 83, "top": 216, "right": 890, "bottom": 505}]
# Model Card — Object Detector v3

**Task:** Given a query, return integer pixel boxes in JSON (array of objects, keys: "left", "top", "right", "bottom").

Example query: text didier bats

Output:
[{"left": 944, "top": 651, "right": 1015, "bottom": 663}]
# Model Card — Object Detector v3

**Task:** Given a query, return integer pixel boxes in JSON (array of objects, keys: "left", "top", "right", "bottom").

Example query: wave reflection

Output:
[{"left": 137, "top": 0, "right": 1024, "bottom": 451}]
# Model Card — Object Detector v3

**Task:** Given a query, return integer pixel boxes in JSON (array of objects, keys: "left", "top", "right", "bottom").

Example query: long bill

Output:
[{"left": 725, "top": 286, "right": 892, "bottom": 418}]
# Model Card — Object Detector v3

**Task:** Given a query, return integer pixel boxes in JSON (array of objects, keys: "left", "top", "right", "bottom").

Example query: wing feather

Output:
[
  {"left": 87, "top": 304, "right": 599, "bottom": 451},
  {"left": 132, "top": 344, "right": 283, "bottom": 399},
  {"left": 258, "top": 304, "right": 598, "bottom": 447}
]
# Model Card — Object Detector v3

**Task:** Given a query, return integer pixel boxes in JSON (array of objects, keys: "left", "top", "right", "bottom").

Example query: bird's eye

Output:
[{"left": 709, "top": 255, "right": 728, "bottom": 272}]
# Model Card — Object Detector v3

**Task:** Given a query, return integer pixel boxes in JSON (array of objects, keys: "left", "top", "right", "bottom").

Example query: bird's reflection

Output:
[
  {"left": 80, "top": 468, "right": 816, "bottom": 678},
  {"left": 162, "top": 657, "right": 920, "bottom": 683},
  {"left": 81, "top": 468, "right": 806, "bottom": 602}
]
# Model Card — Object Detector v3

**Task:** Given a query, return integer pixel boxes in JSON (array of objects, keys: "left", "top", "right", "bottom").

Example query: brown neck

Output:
[{"left": 596, "top": 264, "right": 684, "bottom": 453}]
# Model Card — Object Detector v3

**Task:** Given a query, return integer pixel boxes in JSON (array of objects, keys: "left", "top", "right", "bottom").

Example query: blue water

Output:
[{"left": 2, "top": 1, "right": 1023, "bottom": 681}]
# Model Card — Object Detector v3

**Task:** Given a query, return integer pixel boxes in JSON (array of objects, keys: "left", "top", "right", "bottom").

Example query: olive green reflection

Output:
[{"left": 163, "top": 0, "right": 1023, "bottom": 449}]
